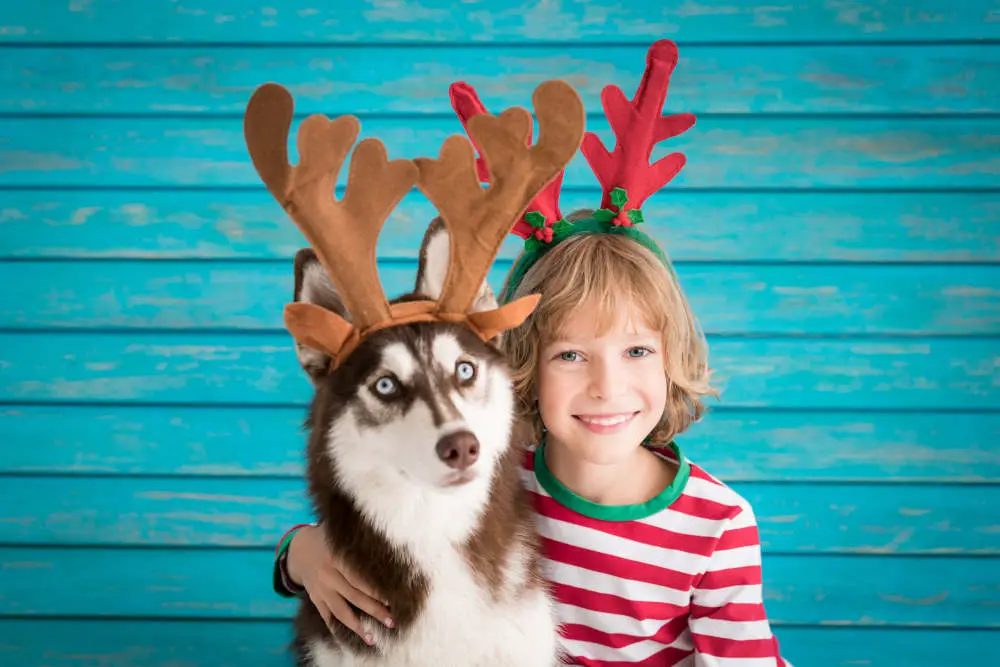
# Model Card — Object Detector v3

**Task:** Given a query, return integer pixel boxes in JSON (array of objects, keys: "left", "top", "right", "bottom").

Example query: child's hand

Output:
[{"left": 286, "top": 524, "right": 394, "bottom": 643}]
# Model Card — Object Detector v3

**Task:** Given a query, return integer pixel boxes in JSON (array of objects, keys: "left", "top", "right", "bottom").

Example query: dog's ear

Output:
[
  {"left": 414, "top": 218, "right": 499, "bottom": 314},
  {"left": 292, "top": 248, "right": 351, "bottom": 382}
]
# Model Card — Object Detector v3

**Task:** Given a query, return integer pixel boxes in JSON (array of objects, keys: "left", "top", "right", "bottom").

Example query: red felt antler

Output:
[
  {"left": 449, "top": 81, "right": 566, "bottom": 241},
  {"left": 581, "top": 39, "right": 695, "bottom": 225}
]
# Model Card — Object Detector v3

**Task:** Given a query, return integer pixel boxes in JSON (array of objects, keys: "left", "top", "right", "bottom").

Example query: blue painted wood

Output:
[
  {"left": 2, "top": 117, "right": 998, "bottom": 189},
  {"left": 4, "top": 190, "right": 997, "bottom": 262},
  {"left": 1, "top": 547, "right": 996, "bottom": 627},
  {"left": 0, "top": 621, "right": 996, "bottom": 667},
  {"left": 2, "top": 1, "right": 997, "bottom": 664},
  {"left": 2, "top": 0, "right": 997, "bottom": 43},
  {"left": 3, "top": 405, "right": 997, "bottom": 482},
  {"left": 5, "top": 260, "right": 997, "bottom": 335},
  {"left": 1, "top": 332, "right": 995, "bottom": 409},
  {"left": 0, "top": 476, "right": 996, "bottom": 554},
  {"left": 3, "top": 44, "right": 998, "bottom": 114}
]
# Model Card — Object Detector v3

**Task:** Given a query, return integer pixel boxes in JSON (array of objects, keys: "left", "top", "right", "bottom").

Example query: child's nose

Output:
[{"left": 587, "top": 358, "right": 626, "bottom": 399}]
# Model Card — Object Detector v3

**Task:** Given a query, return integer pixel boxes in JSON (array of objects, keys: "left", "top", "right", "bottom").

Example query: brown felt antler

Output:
[
  {"left": 243, "top": 79, "right": 584, "bottom": 369},
  {"left": 244, "top": 83, "right": 418, "bottom": 363},
  {"left": 415, "top": 79, "right": 585, "bottom": 315}
]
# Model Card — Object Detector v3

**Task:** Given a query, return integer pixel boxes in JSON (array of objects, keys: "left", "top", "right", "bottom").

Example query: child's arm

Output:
[
  {"left": 689, "top": 504, "right": 790, "bottom": 666},
  {"left": 274, "top": 523, "right": 395, "bottom": 644}
]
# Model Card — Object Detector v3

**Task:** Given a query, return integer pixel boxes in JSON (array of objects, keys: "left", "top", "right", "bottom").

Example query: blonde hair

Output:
[{"left": 499, "top": 211, "right": 716, "bottom": 446}]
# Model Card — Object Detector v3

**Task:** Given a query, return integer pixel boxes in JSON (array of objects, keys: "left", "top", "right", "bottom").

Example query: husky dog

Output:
[{"left": 288, "top": 220, "right": 561, "bottom": 667}]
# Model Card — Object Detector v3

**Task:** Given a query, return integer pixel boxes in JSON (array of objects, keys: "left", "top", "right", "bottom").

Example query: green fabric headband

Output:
[{"left": 501, "top": 186, "right": 672, "bottom": 304}]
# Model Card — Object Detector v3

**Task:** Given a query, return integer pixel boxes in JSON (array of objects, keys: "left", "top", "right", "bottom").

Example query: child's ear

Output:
[
  {"left": 292, "top": 248, "right": 351, "bottom": 382},
  {"left": 414, "top": 217, "right": 499, "bottom": 313}
]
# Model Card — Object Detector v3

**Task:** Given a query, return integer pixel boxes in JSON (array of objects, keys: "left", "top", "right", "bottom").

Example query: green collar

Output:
[{"left": 533, "top": 438, "right": 691, "bottom": 521}]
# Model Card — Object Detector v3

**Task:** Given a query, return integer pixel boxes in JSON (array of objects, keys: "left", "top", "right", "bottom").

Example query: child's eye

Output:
[
  {"left": 558, "top": 351, "right": 580, "bottom": 362},
  {"left": 627, "top": 347, "right": 653, "bottom": 358}
]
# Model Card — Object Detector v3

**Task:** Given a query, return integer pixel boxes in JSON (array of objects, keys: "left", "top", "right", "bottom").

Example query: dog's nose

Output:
[{"left": 436, "top": 431, "right": 480, "bottom": 470}]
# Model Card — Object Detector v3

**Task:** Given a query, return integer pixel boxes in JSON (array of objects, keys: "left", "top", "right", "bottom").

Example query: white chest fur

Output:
[{"left": 305, "top": 546, "right": 560, "bottom": 667}]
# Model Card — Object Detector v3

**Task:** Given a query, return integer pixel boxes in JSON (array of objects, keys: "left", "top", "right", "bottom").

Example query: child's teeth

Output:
[{"left": 583, "top": 415, "right": 629, "bottom": 426}]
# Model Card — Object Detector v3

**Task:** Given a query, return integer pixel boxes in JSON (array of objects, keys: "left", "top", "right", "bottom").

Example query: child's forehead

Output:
[{"left": 545, "top": 298, "right": 659, "bottom": 342}]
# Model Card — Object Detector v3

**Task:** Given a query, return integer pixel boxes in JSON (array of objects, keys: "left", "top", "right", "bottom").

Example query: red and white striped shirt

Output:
[{"left": 522, "top": 441, "right": 790, "bottom": 666}]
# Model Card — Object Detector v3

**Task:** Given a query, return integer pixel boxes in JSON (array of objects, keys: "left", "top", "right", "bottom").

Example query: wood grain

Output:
[
  {"left": 5, "top": 260, "right": 997, "bottom": 335},
  {"left": 0, "top": 547, "right": 996, "bottom": 627},
  {"left": 3, "top": 1, "right": 997, "bottom": 44},
  {"left": 2, "top": 405, "right": 996, "bottom": 482},
  {"left": 2, "top": 44, "right": 997, "bottom": 114},
  {"left": 0, "top": 476, "right": 996, "bottom": 554},
  {"left": 2, "top": 117, "right": 997, "bottom": 189},
  {"left": 5, "top": 190, "right": 997, "bottom": 262},
  {"left": 1, "top": 332, "right": 995, "bottom": 409},
  {"left": 0, "top": 620, "right": 995, "bottom": 667}
]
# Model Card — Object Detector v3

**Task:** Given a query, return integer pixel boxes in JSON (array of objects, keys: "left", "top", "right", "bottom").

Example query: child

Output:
[{"left": 273, "top": 40, "right": 790, "bottom": 665}]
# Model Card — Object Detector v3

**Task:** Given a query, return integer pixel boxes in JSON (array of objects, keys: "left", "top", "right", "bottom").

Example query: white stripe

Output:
[
  {"left": 642, "top": 506, "right": 730, "bottom": 538},
  {"left": 692, "top": 618, "right": 775, "bottom": 641},
  {"left": 705, "top": 544, "right": 761, "bottom": 572},
  {"left": 557, "top": 602, "right": 685, "bottom": 637},
  {"left": 693, "top": 657, "right": 781, "bottom": 667},
  {"left": 536, "top": 515, "right": 710, "bottom": 576},
  {"left": 543, "top": 559, "right": 691, "bottom": 607},
  {"left": 561, "top": 632, "right": 694, "bottom": 663},
  {"left": 693, "top": 583, "right": 764, "bottom": 607},
  {"left": 683, "top": 475, "right": 748, "bottom": 509}
]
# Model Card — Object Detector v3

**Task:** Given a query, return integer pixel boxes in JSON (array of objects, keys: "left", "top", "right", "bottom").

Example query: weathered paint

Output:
[
  {"left": 2, "top": 45, "right": 998, "bottom": 114},
  {"left": 4, "top": 190, "right": 998, "bottom": 262},
  {"left": 1, "top": 331, "right": 996, "bottom": 409},
  {"left": 4, "top": 260, "right": 998, "bottom": 334},
  {"left": 2, "top": 1, "right": 998, "bottom": 664},
  {"left": 2, "top": 116, "right": 999, "bottom": 188},
  {"left": 1, "top": 0, "right": 997, "bottom": 43}
]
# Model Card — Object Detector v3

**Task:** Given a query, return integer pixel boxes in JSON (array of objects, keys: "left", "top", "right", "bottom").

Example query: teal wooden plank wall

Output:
[{"left": 1, "top": 1, "right": 999, "bottom": 665}]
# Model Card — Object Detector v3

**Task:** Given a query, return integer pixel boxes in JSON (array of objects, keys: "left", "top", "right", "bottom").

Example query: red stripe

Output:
[
  {"left": 692, "top": 633, "right": 782, "bottom": 660},
  {"left": 573, "top": 644, "right": 694, "bottom": 667},
  {"left": 523, "top": 448, "right": 536, "bottom": 472},
  {"left": 562, "top": 615, "right": 690, "bottom": 649},
  {"left": 688, "top": 464, "right": 724, "bottom": 485},
  {"left": 669, "top": 493, "right": 741, "bottom": 522},
  {"left": 553, "top": 582, "right": 689, "bottom": 622},
  {"left": 531, "top": 491, "right": 718, "bottom": 557},
  {"left": 690, "top": 602, "right": 768, "bottom": 622},
  {"left": 542, "top": 537, "right": 694, "bottom": 590},
  {"left": 715, "top": 524, "right": 759, "bottom": 551},
  {"left": 695, "top": 565, "right": 762, "bottom": 590}
]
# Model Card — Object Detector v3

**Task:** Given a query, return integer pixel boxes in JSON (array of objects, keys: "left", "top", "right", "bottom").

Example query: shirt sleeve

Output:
[{"left": 689, "top": 504, "right": 791, "bottom": 666}]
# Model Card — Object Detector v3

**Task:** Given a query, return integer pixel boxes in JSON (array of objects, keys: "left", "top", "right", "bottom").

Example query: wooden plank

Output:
[
  {"left": 2, "top": 405, "right": 998, "bottom": 482},
  {"left": 1, "top": 332, "right": 994, "bottom": 409},
  {"left": 0, "top": 620, "right": 996, "bottom": 667},
  {"left": 4, "top": 44, "right": 998, "bottom": 115},
  {"left": 0, "top": 547, "right": 996, "bottom": 626},
  {"left": 2, "top": 0, "right": 997, "bottom": 44},
  {"left": 5, "top": 190, "right": 998, "bottom": 263},
  {"left": 1, "top": 117, "right": 997, "bottom": 189},
  {"left": 0, "top": 476, "right": 996, "bottom": 554},
  {"left": 6, "top": 260, "right": 997, "bottom": 335}
]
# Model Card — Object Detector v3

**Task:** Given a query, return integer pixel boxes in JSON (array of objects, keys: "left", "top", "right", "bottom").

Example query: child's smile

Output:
[{"left": 537, "top": 304, "right": 668, "bottom": 467}]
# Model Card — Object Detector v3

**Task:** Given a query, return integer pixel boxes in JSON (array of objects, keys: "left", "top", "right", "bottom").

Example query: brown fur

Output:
[
  {"left": 462, "top": 418, "right": 545, "bottom": 598},
  {"left": 289, "top": 249, "right": 545, "bottom": 661}
]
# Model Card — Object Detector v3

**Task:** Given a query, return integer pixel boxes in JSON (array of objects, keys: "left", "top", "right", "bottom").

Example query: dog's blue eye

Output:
[
  {"left": 456, "top": 361, "right": 476, "bottom": 383},
  {"left": 374, "top": 376, "right": 398, "bottom": 396}
]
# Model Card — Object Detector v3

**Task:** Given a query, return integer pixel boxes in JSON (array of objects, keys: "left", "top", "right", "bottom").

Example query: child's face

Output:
[{"left": 535, "top": 304, "right": 668, "bottom": 464}]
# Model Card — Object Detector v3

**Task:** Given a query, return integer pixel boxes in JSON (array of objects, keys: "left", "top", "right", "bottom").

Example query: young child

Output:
[{"left": 273, "top": 40, "right": 790, "bottom": 665}]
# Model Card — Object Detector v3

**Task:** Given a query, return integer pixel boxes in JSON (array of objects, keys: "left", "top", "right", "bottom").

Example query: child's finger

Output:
[
  {"left": 339, "top": 583, "right": 394, "bottom": 628},
  {"left": 340, "top": 565, "right": 389, "bottom": 607},
  {"left": 325, "top": 595, "right": 374, "bottom": 645}
]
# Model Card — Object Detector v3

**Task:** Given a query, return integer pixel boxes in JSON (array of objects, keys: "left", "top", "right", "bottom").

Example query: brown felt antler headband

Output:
[{"left": 243, "top": 80, "right": 585, "bottom": 369}]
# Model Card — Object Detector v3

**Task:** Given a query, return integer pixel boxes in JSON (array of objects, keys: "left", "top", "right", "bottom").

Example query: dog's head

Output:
[{"left": 294, "top": 219, "right": 515, "bottom": 493}]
